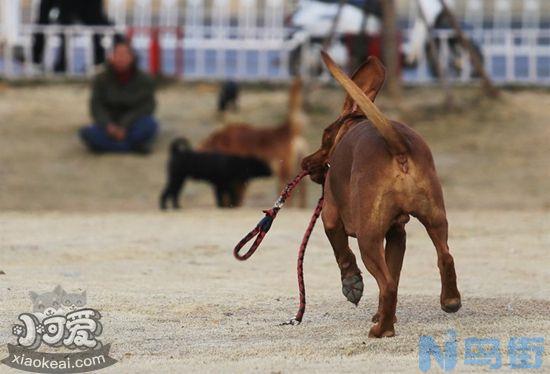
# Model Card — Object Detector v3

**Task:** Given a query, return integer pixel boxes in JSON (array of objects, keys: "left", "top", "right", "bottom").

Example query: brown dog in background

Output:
[
  {"left": 301, "top": 52, "right": 461, "bottom": 338},
  {"left": 199, "top": 78, "right": 308, "bottom": 207}
]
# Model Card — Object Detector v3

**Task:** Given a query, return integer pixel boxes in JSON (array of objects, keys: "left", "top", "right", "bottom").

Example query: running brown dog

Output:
[{"left": 301, "top": 52, "right": 461, "bottom": 338}]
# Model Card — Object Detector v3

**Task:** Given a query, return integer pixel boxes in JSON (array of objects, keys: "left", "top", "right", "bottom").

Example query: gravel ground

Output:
[{"left": 0, "top": 209, "right": 548, "bottom": 373}]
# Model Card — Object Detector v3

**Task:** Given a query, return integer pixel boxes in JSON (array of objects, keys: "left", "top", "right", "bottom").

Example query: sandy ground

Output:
[
  {"left": 0, "top": 210, "right": 548, "bottom": 372},
  {"left": 0, "top": 83, "right": 549, "bottom": 372}
]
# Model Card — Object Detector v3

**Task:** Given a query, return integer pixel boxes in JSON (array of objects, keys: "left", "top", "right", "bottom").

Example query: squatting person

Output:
[{"left": 79, "top": 39, "right": 158, "bottom": 154}]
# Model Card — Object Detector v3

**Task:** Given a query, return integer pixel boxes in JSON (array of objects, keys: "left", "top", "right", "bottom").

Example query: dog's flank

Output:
[
  {"left": 301, "top": 53, "right": 461, "bottom": 338},
  {"left": 160, "top": 138, "right": 272, "bottom": 209}
]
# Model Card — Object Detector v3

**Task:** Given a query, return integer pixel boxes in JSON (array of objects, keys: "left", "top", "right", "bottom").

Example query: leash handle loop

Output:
[
  {"left": 233, "top": 170, "right": 308, "bottom": 261},
  {"left": 233, "top": 210, "right": 277, "bottom": 261}
]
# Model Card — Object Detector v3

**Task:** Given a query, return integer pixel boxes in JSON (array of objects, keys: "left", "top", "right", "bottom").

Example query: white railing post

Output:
[
  {"left": 505, "top": 30, "right": 513, "bottom": 82},
  {"left": 1, "top": 0, "right": 21, "bottom": 45},
  {"left": 108, "top": 0, "right": 127, "bottom": 27},
  {"left": 465, "top": 0, "right": 483, "bottom": 31},
  {"left": 212, "top": 0, "right": 230, "bottom": 77},
  {"left": 1, "top": 0, "right": 21, "bottom": 77},
  {"left": 186, "top": 0, "right": 204, "bottom": 39},
  {"left": 239, "top": 0, "right": 257, "bottom": 39},
  {"left": 522, "top": 0, "right": 540, "bottom": 29},
  {"left": 84, "top": 29, "right": 95, "bottom": 76},
  {"left": 160, "top": 0, "right": 179, "bottom": 76},
  {"left": 29, "top": 0, "right": 41, "bottom": 23},
  {"left": 493, "top": 0, "right": 512, "bottom": 29},
  {"left": 132, "top": 0, "right": 152, "bottom": 71},
  {"left": 264, "top": 0, "right": 284, "bottom": 40},
  {"left": 186, "top": 0, "right": 205, "bottom": 78},
  {"left": 237, "top": 0, "right": 257, "bottom": 79},
  {"left": 65, "top": 28, "right": 74, "bottom": 75}
]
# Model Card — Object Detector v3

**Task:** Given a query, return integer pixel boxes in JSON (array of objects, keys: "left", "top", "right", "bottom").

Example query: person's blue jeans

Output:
[{"left": 79, "top": 116, "right": 158, "bottom": 153}]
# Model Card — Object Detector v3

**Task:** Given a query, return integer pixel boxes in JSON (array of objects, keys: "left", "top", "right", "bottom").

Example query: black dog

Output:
[
  {"left": 160, "top": 138, "right": 272, "bottom": 209},
  {"left": 217, "top": 81, "right": 239, "bottom": 113}
]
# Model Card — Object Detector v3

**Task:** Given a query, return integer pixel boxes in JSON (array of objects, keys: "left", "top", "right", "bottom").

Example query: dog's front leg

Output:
[
  {"left": 229, "top": 181, "right": 247, "bottom": 207},
  {"left": 322, "top": 195, "right": 363, "bottom": 305}
]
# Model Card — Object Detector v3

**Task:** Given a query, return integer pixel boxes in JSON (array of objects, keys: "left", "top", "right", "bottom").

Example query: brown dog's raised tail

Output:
[{"left": 321, "top": 51, "right": 408, "bottom": 156}]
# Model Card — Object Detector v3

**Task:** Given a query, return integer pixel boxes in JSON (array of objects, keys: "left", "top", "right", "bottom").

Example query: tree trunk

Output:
[{"left": 381, "top": 0, "right": 401, "bottom": 98}]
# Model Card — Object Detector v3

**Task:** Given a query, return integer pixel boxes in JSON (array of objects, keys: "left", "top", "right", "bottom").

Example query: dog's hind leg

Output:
[
  {"left": 372, "top": 221, "right": 407, "bottom": 323},
  {"left": 170, "top": 175, "right": 187, "bottom": 209},
  {"left": 413, "top": 177, "right": 461, "bottom": 313},
  {"left": 355, "top": 204, "right": 398, "bottom": 338},
  {"left": 418, "top": 209, "right": 461, "bottom": 313},
  {"left": 160, "top": 172, "right": 186, "bottom": 209},
  {"left": 322, "top": 196, "right": 363, "bottom": 305},
  {"left": 160, "top": 189, "right": 170, "bottom": 210}
]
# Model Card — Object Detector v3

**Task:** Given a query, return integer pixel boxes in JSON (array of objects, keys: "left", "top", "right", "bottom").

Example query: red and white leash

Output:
[{"left": 233, "top": 170, "right": 324, "bottom": 324}]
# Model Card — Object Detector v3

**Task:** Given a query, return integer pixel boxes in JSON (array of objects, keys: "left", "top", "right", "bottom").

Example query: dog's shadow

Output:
[
  {"left": 310, "top": 294, "right": 549, "bottom": 328},
  {"left": 308, "top": 295, "right": 549, "bottom": 356},
  {"left": 398, "top": 295, "right": 549, "bottom": 324}
]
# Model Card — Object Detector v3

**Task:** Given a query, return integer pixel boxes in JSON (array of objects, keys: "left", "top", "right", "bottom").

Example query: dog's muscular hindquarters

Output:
[
  {"left": 302, "top": 53, "right": 461, "bottom": 338},
  {"left": 160, "top": 138, "right": 272, "bottom": 209}
]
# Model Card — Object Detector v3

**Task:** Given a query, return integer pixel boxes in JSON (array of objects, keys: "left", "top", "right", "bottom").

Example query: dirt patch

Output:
[{"left": 0, "top": 84, "right": 549, "bottom": 211}]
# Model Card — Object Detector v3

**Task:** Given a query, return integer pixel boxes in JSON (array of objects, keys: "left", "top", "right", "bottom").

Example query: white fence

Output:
[
  {"left": 0, "top": 0, "right": 549, "bottom": 85},
  {"left": 402, "top": 0, "right": 550, "bottom": 85},
  {"left": 0, "top": 0, "right": 310, "bottom": 80}
]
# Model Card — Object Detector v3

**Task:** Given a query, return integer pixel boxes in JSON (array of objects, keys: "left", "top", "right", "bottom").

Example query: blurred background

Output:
[
  {"left": 2, "top": 0, "right": 550, "bottom": 82},
  {"left": 0, "top": 0, "right": 549, "bottom": 212}
]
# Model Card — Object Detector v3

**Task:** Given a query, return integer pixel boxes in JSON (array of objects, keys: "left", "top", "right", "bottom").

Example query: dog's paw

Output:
[
  {"left": 441, "top": 297, "right": 462, "bottom": 313},
  {"left": 368, "top": 323, "right": 395, "bottom": 338},
  {"left": 342, "top": 274, "right": 363, "bottom": 305}
]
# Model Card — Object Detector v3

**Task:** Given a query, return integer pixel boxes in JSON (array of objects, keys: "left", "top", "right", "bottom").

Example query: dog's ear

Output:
[{"left": 341, "top": 56, "right": 386, "bottom": 116}]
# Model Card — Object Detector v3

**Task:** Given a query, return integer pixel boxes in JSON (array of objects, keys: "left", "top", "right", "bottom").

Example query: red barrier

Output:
[{"left": 149, "top": 28, "right": 161, "bottom": 76}]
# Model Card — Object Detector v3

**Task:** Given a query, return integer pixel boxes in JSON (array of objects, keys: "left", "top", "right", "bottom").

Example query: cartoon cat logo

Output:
[
  {"left": 29, "top": 286, "right": 64, "bottom": 322},
  {"left": 29, "top": 286, "right": 87, "bottom": 321},
  {"left": 3, "top": 287, "right": 118, "bottom": 372},
  {"left": 61, "top": 289, "right": 86, "bottom": 312}
]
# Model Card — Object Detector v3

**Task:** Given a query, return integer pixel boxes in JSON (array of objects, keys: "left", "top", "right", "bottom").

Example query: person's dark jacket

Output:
[{"left": 90, "top": 65, "right": 156, "bottom": 128}]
